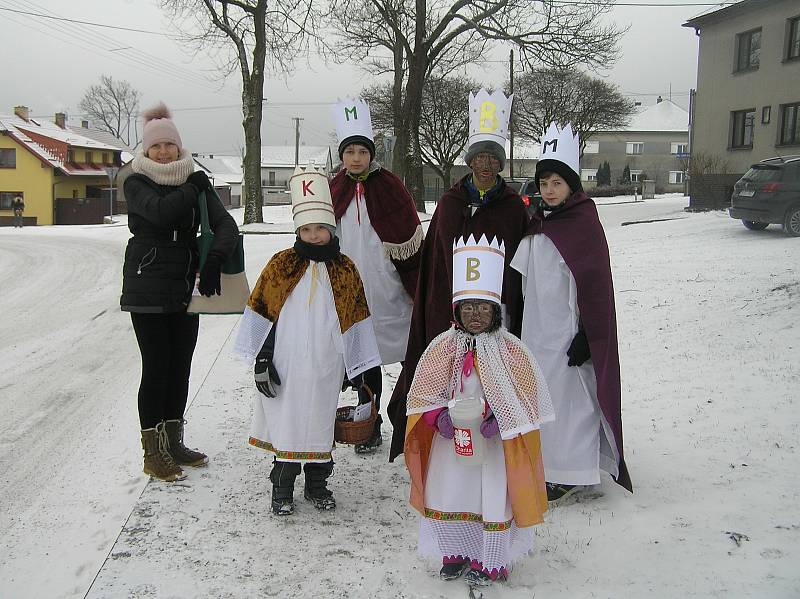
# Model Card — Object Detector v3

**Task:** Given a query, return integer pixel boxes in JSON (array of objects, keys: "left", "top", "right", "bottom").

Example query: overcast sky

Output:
[{"left": 0, "top": 0, "right": 714, "bottom": 155}]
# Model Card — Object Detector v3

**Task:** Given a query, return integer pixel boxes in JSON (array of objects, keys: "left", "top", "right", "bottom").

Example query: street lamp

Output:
[{"left": 104, "top": 166, "right": 119, "bottom": 224}]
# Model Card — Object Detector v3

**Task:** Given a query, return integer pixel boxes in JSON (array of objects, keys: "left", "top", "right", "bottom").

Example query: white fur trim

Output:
[{"left": 383, "top": 224, "right": 423, "bottom": 260}]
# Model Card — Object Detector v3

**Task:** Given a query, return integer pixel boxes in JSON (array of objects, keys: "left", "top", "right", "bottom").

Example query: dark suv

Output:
[{"left": 729, "top": 156, "right": 800, "bottom": 236}]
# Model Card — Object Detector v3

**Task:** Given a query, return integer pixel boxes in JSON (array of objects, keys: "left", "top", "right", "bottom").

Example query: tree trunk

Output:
[
  {"left": 403, "top": 0, "right": 428, "bottom": 212},
  {"left": 242, "top": 88, "right": 263, "bottom": 224},
  {"left": 390, "top": 43, "right": 406, "bottom": 179}
]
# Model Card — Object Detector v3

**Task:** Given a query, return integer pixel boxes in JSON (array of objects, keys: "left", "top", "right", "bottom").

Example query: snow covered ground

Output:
[{"left": 0, "top": 194, "right": 798, "bottom": 598}]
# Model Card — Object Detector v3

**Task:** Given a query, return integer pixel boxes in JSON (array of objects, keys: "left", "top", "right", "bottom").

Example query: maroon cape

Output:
[
  {"left": 387, "top": 175, "right": 529, "bottom": 461},
  {"left": 528, "top": 191, "right": 632, "bottom": 492},
  {"left": 330, "top": 168, "right": 422, "bottom": 298}
]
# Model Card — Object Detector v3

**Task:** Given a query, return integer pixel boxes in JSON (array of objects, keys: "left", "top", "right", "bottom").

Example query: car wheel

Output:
[
  {"left": 784, "top": 206, "right": 800, "bottom": 237},
  {"left": 742, "top": 220, "right": 769, "bottom": 231}
]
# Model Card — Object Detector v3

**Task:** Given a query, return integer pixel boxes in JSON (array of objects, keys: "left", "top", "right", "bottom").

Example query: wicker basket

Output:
[{"left": 334, "top": 386, "right": 377, "bottom": 445}]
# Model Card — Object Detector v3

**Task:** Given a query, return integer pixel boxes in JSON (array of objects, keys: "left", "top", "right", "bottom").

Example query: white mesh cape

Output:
[{"left": 407, "top": 327, "right": 554, "bottom": 439}]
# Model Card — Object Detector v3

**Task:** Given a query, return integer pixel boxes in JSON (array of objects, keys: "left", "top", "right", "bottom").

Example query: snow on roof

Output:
[
  {"left": 193, "top": 156, "right": 242, "bottom": 185},
  {"left": 260, "top": 145, "right": 332, "bottom": 168},
  {"left": 2, "top": 114, "right": 119, "bottom": 151},
  {"left": 620, "top": 100, "right": 688, "bottom": 133},
  {"left": 0, "top": 116, "right": 63, "bottom": 169}
]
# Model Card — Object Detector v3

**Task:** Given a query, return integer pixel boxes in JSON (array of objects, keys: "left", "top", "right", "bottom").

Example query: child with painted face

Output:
[
  {"left": 404, "top": 235, "right": 554, "bottom": 589},
  {"left": 510, "top": 123, "right": 632, "bottom": 504},
  {"left": 234, "top": 167, "right": 381, "bottom": 516}
]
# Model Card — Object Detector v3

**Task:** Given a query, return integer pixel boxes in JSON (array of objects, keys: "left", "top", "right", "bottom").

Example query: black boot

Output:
[
  {"left": 303, "top": 460, "right": 335, "bottom": 510},
  {"left": 354, "top": 415, "right": 383, "bottom": 454},
  {"left": 270, "top": 459, "right": 300, "bottom": 515}
]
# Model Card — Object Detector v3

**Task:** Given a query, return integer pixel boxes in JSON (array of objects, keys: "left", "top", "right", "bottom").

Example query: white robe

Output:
[
  {"left": 337, "top": 191, "right": 412, "bottom": 364},
  {"left": 249, "top": 263, "right": 346, "bottom": 463},
  {"left": 511, "top": 234, "right": 617, "bottom": 486},
  {"left": 418, "top": 368, "right": 534, "bottom": 572}
]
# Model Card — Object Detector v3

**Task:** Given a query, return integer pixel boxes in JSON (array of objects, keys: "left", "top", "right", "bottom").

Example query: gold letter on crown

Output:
[
  {"left": 479, "top": 101, "right": 498, "bottom": 132},
  {"left": 466, "top": 257, "right": 481, "bottom": 281}
]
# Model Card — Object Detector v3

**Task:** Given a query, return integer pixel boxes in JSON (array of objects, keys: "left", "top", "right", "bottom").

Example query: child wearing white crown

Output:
[
  {"left": 404, "top": 235, "right": 554, "bottom": 588},
  {"left": 510, "top": 122, "right": 632, "bottom": 503},
  {"left": 329, "top": 97, "right": 423, "bottom": 455},
  {"left": 235, "top": 167, "right": 381, "bottom": 516}
]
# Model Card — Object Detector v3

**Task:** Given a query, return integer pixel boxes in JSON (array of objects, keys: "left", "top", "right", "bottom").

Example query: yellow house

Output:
[{"left": 0, "top": 106, "right": 124, "bottom": 226}]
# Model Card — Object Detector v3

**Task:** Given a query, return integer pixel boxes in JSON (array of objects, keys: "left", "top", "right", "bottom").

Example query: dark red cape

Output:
[
  {"left": 528, "top": 191, "right": 632, "bottom": 492},
  {"left": 330, "top": 168, "right": 422, "bottom": 298},
  {"left": 387, "top": 175, "right": 529, "bottom": 461}
]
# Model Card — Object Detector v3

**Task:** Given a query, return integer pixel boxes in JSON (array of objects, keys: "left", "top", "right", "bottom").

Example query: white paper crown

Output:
[
  {"left": 468, "top": 89, "right": 513, "bottom": 147},
  {"left": 289, "top": 165, "right": 336, "bottom": 230},
  {"left": 538, "top": 122, "right": 580, "bottom": 178},
  {"left": 332, "top": 97, "right": 374, "bottom": 145},
  {"left": 452, "top": 234, "right": 506, "bottom": 305}
]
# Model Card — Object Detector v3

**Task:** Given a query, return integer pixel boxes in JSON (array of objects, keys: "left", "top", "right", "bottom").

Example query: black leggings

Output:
[{"left": 130, "top": 312, "right": 199, "bottom": 429}]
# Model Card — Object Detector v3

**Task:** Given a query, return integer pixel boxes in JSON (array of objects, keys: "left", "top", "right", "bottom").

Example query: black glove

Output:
[
  {"left": 357, "top": 366, "right": 382, "bottom": 405},
  {"left": 566, "top": 324, "right": 591, "bottom": 367},
  {"left": 255, "top": 325, "right": 281, "bottom": 397},
  {"left": 198, "top": 254, "right": 222, "bottom": 297},
  {"left": 187, "top": 170, "right": 212, "bottom": 192}
]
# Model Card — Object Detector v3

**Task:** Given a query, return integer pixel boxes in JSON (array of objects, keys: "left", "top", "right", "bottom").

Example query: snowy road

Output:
[{"left": 1, "top": 196, "right": 798, "bottom": 598}]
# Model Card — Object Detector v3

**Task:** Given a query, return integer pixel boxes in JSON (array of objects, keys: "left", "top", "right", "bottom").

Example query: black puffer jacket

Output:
[{"left": 121, "top": 174, "right": 239, "bottom": 313}]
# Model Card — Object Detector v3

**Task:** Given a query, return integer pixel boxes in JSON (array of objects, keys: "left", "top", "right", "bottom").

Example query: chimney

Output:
[
  {"left": 81, "top": 120, "right": 89, "bottom": 129},
  {"left": 55, "top": 112, "right": 66, "bottom": 129},
  {"left": 656, "top": 95, "right": 663, "bottom": 104},
  {"left": 14, "top": 105, "right": 30, "bottom": 121}
]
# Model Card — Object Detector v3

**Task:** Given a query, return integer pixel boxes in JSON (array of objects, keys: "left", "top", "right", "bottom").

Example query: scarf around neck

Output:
[
  {"left": 293, "top": 236, "right": 341, "bottom": 262},
  {"left": 131, "top": 150, "right": 194, "bottom": 186}
]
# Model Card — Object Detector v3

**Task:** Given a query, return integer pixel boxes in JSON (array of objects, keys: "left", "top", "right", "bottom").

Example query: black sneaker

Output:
[
  {"left": 464, "top": 569, "right": 493, "bottom": 587},
  {"left": 271, "top": 498, "right": 294, "bottom": 516},
  {"left": 304, "top": 489, "right": 336, "bottom": 510},
  {"left": 439, "top": 561, "right": 470, "bottom": 581},
  {"left": 354, "top": 430, "right": 383, "bottom": 454},
  {"left": 546, "top": 482, "right": 578, "bottom": 503}
]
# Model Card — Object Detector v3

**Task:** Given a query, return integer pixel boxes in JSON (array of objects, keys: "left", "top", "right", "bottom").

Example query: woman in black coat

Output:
[{"left": 121, "top": 102, "right": 239, "bottom": 481}]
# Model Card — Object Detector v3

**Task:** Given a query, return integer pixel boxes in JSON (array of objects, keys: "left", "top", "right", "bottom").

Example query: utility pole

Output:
[
  {"left": 292, "top": 117, "right": 304, "bottom": 166},
  {"left": 509, "top": 49, "right": 514, "bottom": 180}
]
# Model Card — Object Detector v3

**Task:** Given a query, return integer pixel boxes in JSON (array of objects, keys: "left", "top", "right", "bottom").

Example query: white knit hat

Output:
[{"left": 141, "top": 102, "right": 182, "bottom": 153}]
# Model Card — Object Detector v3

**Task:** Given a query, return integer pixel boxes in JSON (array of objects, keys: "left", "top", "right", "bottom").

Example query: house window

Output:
[
  {"left": 630, "top": 170, "right": 644, "bottom": 183},
  {"left": 1, "top": 191, "right": 23, "bottom": 209},
  {"left": 67, "top": 150, "right": 75, "bottom": 163},
  {"left": 779, "top": 102, "right": 800, "bottom": 145},
  {"left": 103, "top": 152, "right": 110, "bottom": 164},
  {"left": 786, "top": 16, "right": 800, "bottom": 60},
  {"left": 669, "top": 171, "right": 686, "bottom": 184},
  {"left": 670, "top": 142, "right": 689, "bottom": 155},
  {"left": 735, "top": 28, "right": 761, "bottom": 71},
  {"left": 626, "top": 142, "right": 644, "bottom": 155},
  {"left": 762, "top": 106, "right": 771, "bottom": 124},
  {"left": 0, "top": 148, "right": 16, "bottom": 168},
  {"left": 730, "top": 109, "right": 755, "bottom": 148},
  {"left": 268, "top": 171, "right": 276, "bottom": 186},
  {"left": 583, "top": 140, "right": 599, "bottom": 154},
  {"left": 581, "top": 168, "right": 598, "bottom": 182},
  {"left": 87, "top": 151, "right": 94, "bottom": 164}
]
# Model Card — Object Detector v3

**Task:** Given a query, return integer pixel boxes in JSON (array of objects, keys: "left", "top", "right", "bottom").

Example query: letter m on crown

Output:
[
  {"left": 302, "top": 179, "right": 315, "bottom": 195},
  {"left": 344, "top": 106, "right": 358, "bottom": 121},
  {"left": 543, "top": 139, "right": 558, "bottom": 154}
]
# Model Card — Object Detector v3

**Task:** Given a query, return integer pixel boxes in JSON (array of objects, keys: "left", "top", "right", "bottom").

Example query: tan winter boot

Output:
[
  {"left": 164, "top": 419, "right": 208, "bottom": 467},
  {"left": 141, "top": 423, "right": 186, "bottom": 482}
]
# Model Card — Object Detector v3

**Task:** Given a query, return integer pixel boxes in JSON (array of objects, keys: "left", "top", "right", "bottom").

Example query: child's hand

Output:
[
  {"left": 480, "top": 415, "right": 500, "bottom": 438},
  {"left": 255, "top": 356, "right": 281, "bottom": 397},
  {"left": 437, "top": 410, "right": 455, "bottom": 439},
  {"left": 567, "top": 326, "right": 591, "bottom": 367}
]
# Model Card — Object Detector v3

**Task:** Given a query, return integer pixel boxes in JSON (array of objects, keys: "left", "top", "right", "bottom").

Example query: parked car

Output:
[
  {"left": 729, "top": 156, "right": 800, "bottom": 237},
  {"left": 519, "top": 178, "right": 543, "bottom": 214}
]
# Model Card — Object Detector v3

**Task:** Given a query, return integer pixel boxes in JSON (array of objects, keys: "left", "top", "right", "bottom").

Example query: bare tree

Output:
[
  {"left": 363, "top": 76, "right": 476, "bottom": 189},
  {"left": 162, "top": 0, "right": 316, "bottom": 224},
  {"left": 78, "top": 75, "right": 141, "bottom": 149},
  {"left": 328, "top": 0, "right": 622, "bottom": 210},
  {"left": 513, "top": 68, "right": 636, "bottom": 153}
]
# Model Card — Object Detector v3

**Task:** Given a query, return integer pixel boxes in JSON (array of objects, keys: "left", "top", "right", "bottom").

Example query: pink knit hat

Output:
[{"left": 142, "top": 102, "right": 182, "bottom": 153}]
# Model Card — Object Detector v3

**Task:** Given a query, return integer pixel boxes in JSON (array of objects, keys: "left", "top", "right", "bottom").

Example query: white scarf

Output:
[
  {"left": 131, "top": 149, "right": 195, "bottom": 186},
  {"left": 407, "top": 327, "right": 555, "bottom": 439}
]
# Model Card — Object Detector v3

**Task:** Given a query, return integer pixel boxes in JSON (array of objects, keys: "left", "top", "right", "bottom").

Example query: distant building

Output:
[
  {"left": 0, "top": 106, "right": 124, "bottom": 225},
  {"left": 192, "top": 154, "right": 243, "bottom": 208},
  {"left": 683, "top": 0, "right": 800, "bottom": 209},
  {"left": 580, "top": 98, "right": 690, "bottom": 193}
]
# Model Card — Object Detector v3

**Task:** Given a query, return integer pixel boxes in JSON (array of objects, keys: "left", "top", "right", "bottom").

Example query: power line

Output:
[
  {"left": 0, "top": 5, "right": 168, "bottom": 35},
  {"left": 550, "top": 0, "right": 735, "bottom": 5}
]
